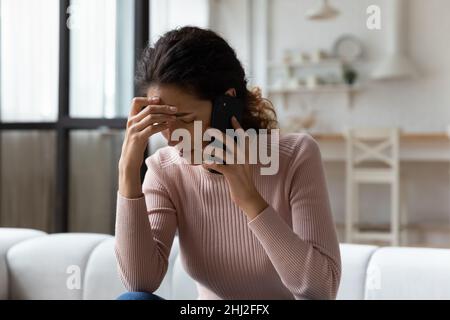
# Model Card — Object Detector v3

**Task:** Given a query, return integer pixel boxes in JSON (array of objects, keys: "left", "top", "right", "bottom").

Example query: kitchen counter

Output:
[{"left": 309, "top": 132, "right": 450, "bottom": 162}]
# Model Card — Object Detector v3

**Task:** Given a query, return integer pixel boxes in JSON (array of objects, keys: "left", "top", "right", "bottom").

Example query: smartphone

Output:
[
  {"left": 207, "top": 95, "right": 244, "bottom": 173},
  {"left": 210, "top": 95, "right": 244, "bottom": 133}
]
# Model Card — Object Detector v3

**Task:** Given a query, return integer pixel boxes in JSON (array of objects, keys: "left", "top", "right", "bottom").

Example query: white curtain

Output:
[
  {"left": 0, "top": 0, "right": 59, "bottom": 231},
  {"left": 1, "top": 131, "right": 56, "bottom": 231},
  {"left": 69, "top": 130, "right": 124, "bottom": 234},
  {"left": 70, "top": 0, "right": 114, "bottom": 118},
  {"left": 67, "top": 0, "right": 134, "bottom": 233},
  {"left": 0, "top": 0, "right": 59, "bottom": 122}
]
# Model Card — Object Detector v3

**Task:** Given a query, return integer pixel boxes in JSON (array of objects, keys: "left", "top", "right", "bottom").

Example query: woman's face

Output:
[{"left": 146, "top": 84, "right": 213, "bottom": 157}]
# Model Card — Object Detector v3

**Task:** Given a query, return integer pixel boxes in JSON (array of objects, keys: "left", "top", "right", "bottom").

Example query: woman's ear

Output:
[{"left": 224, "top": 88, "right": 236, "bottom": 97}]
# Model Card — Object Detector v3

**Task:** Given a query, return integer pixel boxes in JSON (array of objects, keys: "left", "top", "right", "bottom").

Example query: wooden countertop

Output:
[
  {"left": 307, "top": 131, "right": 450, "bottom": 162},
  {"left": 311, "top": 132, "right": 450, "bottom": 142}
]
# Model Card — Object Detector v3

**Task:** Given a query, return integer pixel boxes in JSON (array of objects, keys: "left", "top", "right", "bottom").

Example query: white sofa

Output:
[{"left": 1, "top": 227, "right": 450, "bottom": 300}]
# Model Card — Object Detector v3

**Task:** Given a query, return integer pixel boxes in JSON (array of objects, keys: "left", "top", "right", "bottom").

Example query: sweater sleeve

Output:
[
  {"left": 114, "top": 154, "right": 177, "bottom": 293},
  {"left": 247, "top": 134, "right": 341, "bottom": 300}
]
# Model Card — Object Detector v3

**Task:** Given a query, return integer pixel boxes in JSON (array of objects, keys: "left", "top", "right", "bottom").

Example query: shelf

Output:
[
  {"left": 268, "top": 84, "right": 360, "bottom": 95},
  {"left": 268, "top": 58, "right": 343, "bottom": 69},
  {"left": 336, "top": 221, "right": 450, "bottom": 233},
  {"left": 335, "top": 222, "right": 450, "bottom": 248},
  {"left": 312, "top": 132, "right": 450, "bottom": 142}
]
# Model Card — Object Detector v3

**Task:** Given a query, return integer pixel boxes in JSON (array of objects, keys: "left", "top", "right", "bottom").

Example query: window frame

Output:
[{"left": 0, "top": 0, "right": 150, "bottom": 232}]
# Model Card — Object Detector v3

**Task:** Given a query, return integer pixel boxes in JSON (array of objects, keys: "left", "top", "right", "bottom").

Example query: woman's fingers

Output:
[
  {"left": 129, "top": 96, "right": 177, "bottom": 118},
  {"left": 202, "top": 151, "right": 227, "bottom": 174},
  {"left": 139, "top": 122, "right": 170, "bottom": 139},
  {"left": 231, "top": 116, "right": 243, "bottom": 130},
  {"left": 129, "top": 97, "right": 156, "bottom": 117},
  {"left": 147, "top": 104, "right": 178, "bottom": 115},
  {"left": 206, "top": 131, "right": 248, "bottom": 165},
  {"left": 133, "top": 113, "right": 176, "bottom": 131},
  {"left": 127, "top": 96, "right": 178, "bottom": 129},
  {"left": 129, "top": 104, "right": 178, "bottom": 124},
  {"left": 204, "top": 137, "right": 245, "bottom": 167},
  {"left": 204, "top": 146, "right": 226, "bottom": 164}
]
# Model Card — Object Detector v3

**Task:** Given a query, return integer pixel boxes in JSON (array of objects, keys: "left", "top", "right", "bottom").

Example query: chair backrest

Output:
[{"left": 344, "top": 127, "right": 400, "bottom": 169}]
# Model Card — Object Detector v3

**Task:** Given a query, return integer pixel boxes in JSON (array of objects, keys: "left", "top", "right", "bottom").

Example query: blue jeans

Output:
[{"left": 116, "top": 291, "right": 165, "bottom": 300}]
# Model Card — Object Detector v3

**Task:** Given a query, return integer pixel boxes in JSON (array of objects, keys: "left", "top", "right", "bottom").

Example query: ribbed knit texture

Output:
[{"left": 114, "top": 133, "right": 341, "bottom": 300}]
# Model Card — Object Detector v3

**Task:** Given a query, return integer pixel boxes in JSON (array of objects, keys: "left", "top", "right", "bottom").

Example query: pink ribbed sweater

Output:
[{"left": 114, "top": 133, "right": 341, "bottom": 300}]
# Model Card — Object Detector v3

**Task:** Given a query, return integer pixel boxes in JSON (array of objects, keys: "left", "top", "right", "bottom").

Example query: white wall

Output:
[
  {"left": 211, "top": 0, "right": 450, "bottom": 133},
  {"left": 211, "top": 0, "right": 450, "bottom": 246},
  {"left": 150, "top": 0, "right": 210, "bottom": 44},
  {"left": 209, "top": 0, "right": 253, "bottom": 76}
]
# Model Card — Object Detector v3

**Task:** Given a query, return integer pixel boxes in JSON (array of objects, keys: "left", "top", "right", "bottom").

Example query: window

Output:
[
  {"left": 69, "top": 129, "right": 125, "bottom": 234},
  {"left": 1, "top": 131, "right": 56, "bottom": 230},
  {"left": 0, "top": 0, "right": 214, "bottom": 233},
  {"left": 69, "top": 0, "right": 134, "bottom": 118},
  {"left": 0, "top": 0, "right": 59, "bottom": 122},
  {"left": 0, "top": 0, "right": 149, "bottom": 234}
]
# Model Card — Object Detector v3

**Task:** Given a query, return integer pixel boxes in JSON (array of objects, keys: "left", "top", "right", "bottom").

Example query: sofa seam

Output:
[
  {"left": 5, "top": 233, "right": 48, "bottom": 300},
  {"left": 362, "top": 246, "right": 383, "bottom": 300},
  {"left": 81, "top": 236, "right": 114, "bottom": 300}
]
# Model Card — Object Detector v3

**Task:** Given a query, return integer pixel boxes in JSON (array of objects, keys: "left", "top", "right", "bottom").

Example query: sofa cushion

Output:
[
  {"left": 365, "top": 247, "right": 450, "bottom": 299},
  {"left": 7, "top": 228, "right": 450, "bottom": 300},
  {"left": 337, "top": 243, "right": 378, "bottom": 300},
  {"left": 82, "top": 236, "right": 180, "bottom": 300},
  {"left": 7, "top": 233, "right": 110, "bottom": 299},
  {"left": 0, "top": 228, "right": 47, "bottom": 300},
  {"left": 82, "top": 237, "right": 126, "bottom": 299}
]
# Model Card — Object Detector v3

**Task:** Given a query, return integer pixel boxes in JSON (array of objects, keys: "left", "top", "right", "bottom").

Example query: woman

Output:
[{"left": 115, "top": 26, "right": 341, "bottom": 300}]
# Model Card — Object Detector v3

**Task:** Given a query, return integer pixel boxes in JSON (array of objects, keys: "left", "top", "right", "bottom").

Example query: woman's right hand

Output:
[{"left": 118, "top": 96, "right": 178, "bottom": 198}]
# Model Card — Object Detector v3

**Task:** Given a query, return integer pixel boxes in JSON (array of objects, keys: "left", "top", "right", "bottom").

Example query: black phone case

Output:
[
  {"left": 208, "top": 95, "right": 244, "bottom": 173},
  {"left": 210, "top": 95, "right": 244, "bottom": 133}
]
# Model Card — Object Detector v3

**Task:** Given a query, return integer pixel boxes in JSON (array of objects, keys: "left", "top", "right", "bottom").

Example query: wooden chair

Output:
[{"left": 344, "top": 127, "right": 407, "bottom": 246}]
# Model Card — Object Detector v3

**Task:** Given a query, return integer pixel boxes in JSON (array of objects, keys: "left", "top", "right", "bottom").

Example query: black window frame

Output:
[{"left": 0, "top": 0, "right": 150, "bottom": 233}]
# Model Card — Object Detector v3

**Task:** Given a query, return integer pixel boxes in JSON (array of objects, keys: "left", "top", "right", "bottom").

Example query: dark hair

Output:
[{"left": 136, "top": 26, "right": 278, "bottom": 131}]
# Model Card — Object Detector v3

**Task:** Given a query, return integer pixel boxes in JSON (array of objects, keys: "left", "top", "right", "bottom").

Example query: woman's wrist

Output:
[
  {"left": 241, "top": 193, "right": 269, "bottom": 221},
  {"left": 118, "top": 167, "right": 144, "bottom": 199}
]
